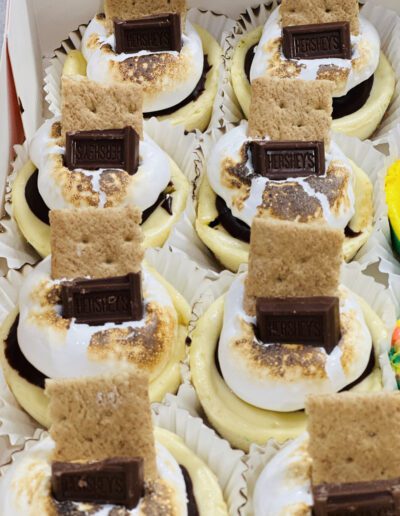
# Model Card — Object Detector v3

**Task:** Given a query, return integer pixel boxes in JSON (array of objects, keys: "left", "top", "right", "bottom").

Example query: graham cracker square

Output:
[
  {"left": 104, "top": 0, "right": 186, "bottom": 21},
  {"left": 46, "top": 369, "right": 157, "bottom": 480},
  {"left": 306, "top": 392, "right": 400, "bottom": 484},
  {"left": 280, "top": 0, "right": 359, "bottom": 35},
  {"left": 244, "top": 217, "right": 343, "bottom": 313},
  {"left": 50, "top": 206, "right": 143, "bottom": 280},
  {"left": 61, "top": 76, "right": 143, "bottom": 139},
  {"left": 248, "top": 77, "right": 333, "bottom": 148}
]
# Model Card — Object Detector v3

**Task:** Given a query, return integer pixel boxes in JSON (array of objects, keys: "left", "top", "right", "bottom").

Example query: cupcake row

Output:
[
  {"left": 1, "top": 0, "right": 398, "bottom": 273},
  {"left": 43, "top": 0, "right": 400, "bottom": 142}
]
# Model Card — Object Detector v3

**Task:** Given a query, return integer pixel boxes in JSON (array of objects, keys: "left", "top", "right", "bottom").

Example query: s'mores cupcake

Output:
[
  {"left": 196, "top": 77, "right": 373, "bottom": 272},
  {"left": 0, "top": 207, "right": 190, "bottom": 427},
  {"left": 251, "top": 392, "right": 400, "bottom": 515},
  {"left": 190, "top": 218, "right": 386, "bottom": 451},
  {"left": 63, "top": 0, "right": 221, "bottom": 132},
  {"left": 13, "top": 77, "right": 189, "bottom": 258},
  {"left": 230, "top": 0, "right": 395, "bottom": 140},
  {"left": 0, "top": 371, "right": 228, "bottom": 515}
]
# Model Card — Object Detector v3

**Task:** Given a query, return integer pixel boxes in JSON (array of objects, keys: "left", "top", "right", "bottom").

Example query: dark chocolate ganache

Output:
[
  {"left": 211, "top": 196, "right": 361, "bottom": 243},
  {"left": 145, "top": 55, "right": 212, "bottom": 118},
  {"left": 244, "top": 44, "right": 374, "bottom": 119},
  {"left": 25, "top": 170, "right": 174, "bottom": 226}
]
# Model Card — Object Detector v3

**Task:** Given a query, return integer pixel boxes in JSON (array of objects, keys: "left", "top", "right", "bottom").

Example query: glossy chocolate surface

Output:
[
  {"left": 65, "top": 127, "right": 139, "bottom": 175},
  {"left": 256, "top": 297, "right": 341, "bottom": 353},
  {"left": 61, "top": 273, "right": 143, "bottom": 325},
  {"left": 250, "top": 140, "right": 325, "bottom": 179},
  {"left": 313, "top": 478, "right": 400, "bottom": 515},
  {"left": 282, "top": 22, "right": 352, "bottom": 60},
  {"left": 52, "top": 458, "right": 144, "bottom": 509},
  {"left": 114, "top": 13, "right": 182, "bottom": 54}
]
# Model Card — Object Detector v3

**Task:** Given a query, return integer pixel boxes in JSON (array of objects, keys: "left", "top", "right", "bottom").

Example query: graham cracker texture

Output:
[
  {"left": 104, "top": 0, "right": 186, "bottom": 21},
  {"left": 306, "top": 392, "right": 400, "bottom": 484},
  {"left": 280, "top": 0, "right": 360, "bottom": 35},
  {"left": 50, "top": 206, "right": 144, "bottom": 280},
  {"left": 248, "top": 78, "right": 333, "bottom": 147},
  {"left": 61, "top": 76, "right": 143, "bottom": 138},
  {"left": 46, "top": 370, "right": 157, "bottom": 480},
  {"left": 245, "top": 217, "right": 343, "bottom": 311}
]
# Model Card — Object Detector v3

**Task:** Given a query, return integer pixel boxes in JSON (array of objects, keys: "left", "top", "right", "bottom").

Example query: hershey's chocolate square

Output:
[
  {"left": 282, "top": 22, "right": 352, "bottom": 60},
  {"left": 65, "top": 127, "right": 139, "bottom": 175},
  {"left": 114, "top": 13, "right": 182, "bottom": 54},
  {"left": 256, "top": 297, "right": 340, "bottom": 353},
  {"left": 61, "top": 273, "right": 143, "bottom": 325},
  {"left": 250, "top": 140, "right": 325, "bottom": 179},
  {"left": 52, "top": 457, "right": 144, "bottom": 509},
  {"left": 312, "top": 479, "right": 400, "bottom": 515}
]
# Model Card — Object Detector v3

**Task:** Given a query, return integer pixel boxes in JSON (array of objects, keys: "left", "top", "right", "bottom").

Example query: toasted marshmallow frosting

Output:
[
  {"left": 253, "top": 433, "right": 312, "bottom": 516},
  {"left": 218, "top": 273, "right": 372, "bottom": 412},
  {"left": 207, "top": 122, "right": 355, "bottom": 231},
  {"left": 0, "top": 437, "right": 188, "bottom": 516},
  {"left": 29, "top": 118, "right": 171, "bottom": 212},
  {"left": 17, "top": 257, "right": 178, "bottom": 381},
  {"left": 81, "top": 14, "right": 204, "bottom": 113},
  {"left": 250, "top": 7, "right": 380, "bottom": 98}
]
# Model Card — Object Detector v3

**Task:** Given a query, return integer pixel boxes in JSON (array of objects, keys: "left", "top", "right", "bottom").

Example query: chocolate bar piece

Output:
[
  {"left": 65, "top": 127, "right": 139, "bottom": 175},
  {"left": 282, "top": 22, "right": 352, "bottom": 60},
  {"left": 61, "top": 273, "right": 143, "bottom": 325},
  {"left": 114, "top": 13, "right": 182, "bottom": 54},
  {"left": 52, "top": 457, "right": 144, "bottom": 509},
  {"left": 250, "top": 141, "right": 325, "bottom": 179},
  {"left": 313, "top": 479, "right": 400, "bottom": 515},
  {"left": 256, "top": 297, "right": 340, "bottom": 352}
]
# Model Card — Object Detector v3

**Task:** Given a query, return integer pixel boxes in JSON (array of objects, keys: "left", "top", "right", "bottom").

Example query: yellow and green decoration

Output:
[
  {"left": 390, "top": 322, "right": 400, "bottom": 388},
  {"left": 386, "top": 160, "right": 400, "bottom": 257}
]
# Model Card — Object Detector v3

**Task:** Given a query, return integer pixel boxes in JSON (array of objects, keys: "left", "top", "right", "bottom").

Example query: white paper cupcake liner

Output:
[
  {"left": 44, "top": 8, "right": 235, "bottom": 126},
  {"left": 0, "top": 404, "right": 247, "bottom": 515},
  {"left": 0, "top": 268, "right": 38, "bottom": 446},
  {"left": 217, "top": 1, "right": 400, "bottom": 144},
  {"left": 0, "top": 143, "right": 41, "bottom": 272},
  {"left": 173, "top": 123, "right": 387, "bottom": 271},
  {"left": 240, "top": 439, "right": 287, "bottom": 516},
  {"left": 214, "top": 1, "right": 278, "bottom": 128},
  {"left": 171, "top": 260, "right": 397, "bottom": 427}
]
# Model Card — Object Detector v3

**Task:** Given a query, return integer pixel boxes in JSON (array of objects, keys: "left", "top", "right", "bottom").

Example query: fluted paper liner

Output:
[
  {"left": 0, "top": 143, "right": 40, "bottom": 271},
  {"left": 0, "top": 404, "right": 247, "bottom": 515},
  {"left": 172, "top": 124, "right": 387, "bottom": 271},
  {"left": 217, "top": 1, "right": 400, "bottom": 145},
  {"left": 44, "top": 8, "right": 235, "bottom": 122}
]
